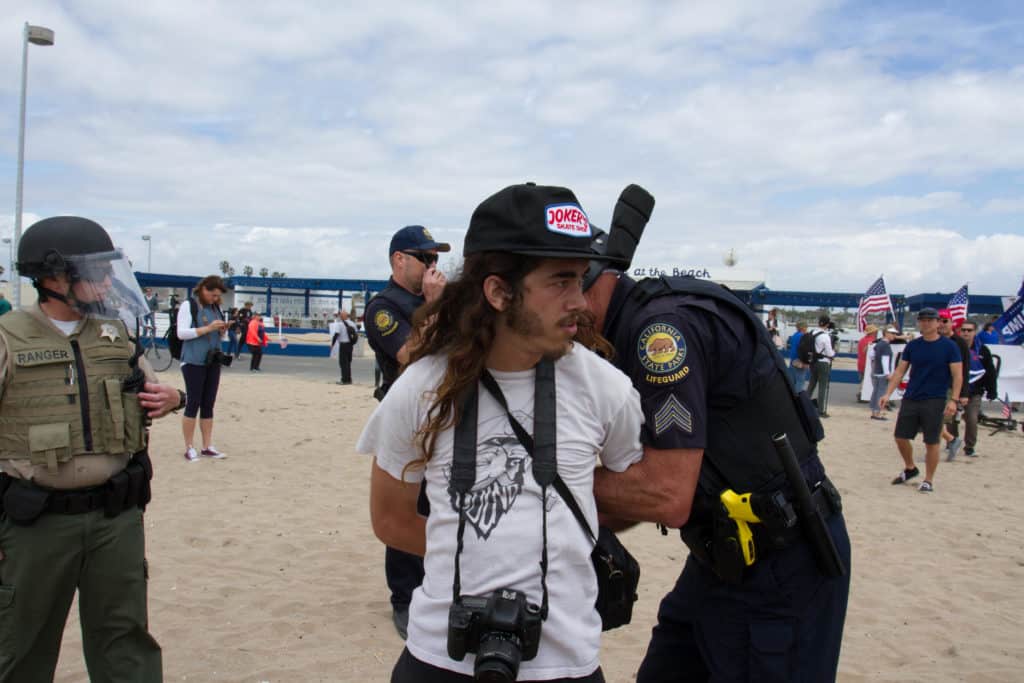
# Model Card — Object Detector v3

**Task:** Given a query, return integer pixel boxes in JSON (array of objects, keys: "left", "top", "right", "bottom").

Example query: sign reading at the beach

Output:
[{"left": 632, "top": 266, "right": 712, "bottom": 278}]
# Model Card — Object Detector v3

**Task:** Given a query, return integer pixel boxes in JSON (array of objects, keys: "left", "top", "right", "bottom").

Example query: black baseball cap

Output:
[
  {"left": 388, "top": 225, "right": 450, "bottom": 256},
  {"left": 917, "top": 307, "right": 939, "bottom": 319},
  {"left": 464, "top": 183, "right": 612, "bottom": 261}
]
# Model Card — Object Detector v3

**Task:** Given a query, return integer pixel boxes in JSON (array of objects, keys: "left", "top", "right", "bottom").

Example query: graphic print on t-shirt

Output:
[{"left": 443, "top": 410, "right": 554, "bottom": 540}]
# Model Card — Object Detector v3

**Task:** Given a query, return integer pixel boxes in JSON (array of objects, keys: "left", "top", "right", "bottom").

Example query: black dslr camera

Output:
[
  {"left": 447, "top": 589, "right": 543, "bottom": 682},
  {"left": 205, "top": 349, "right": 233, "bottom": 367}
]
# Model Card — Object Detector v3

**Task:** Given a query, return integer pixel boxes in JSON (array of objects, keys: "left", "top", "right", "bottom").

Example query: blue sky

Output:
[{"left": 1, "top": 0, "right": 1022, "bottom": 297}]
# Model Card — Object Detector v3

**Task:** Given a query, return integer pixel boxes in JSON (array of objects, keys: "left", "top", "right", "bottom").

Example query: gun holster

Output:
[{"left": 0, "top": 475, "right": 50, "bottom": 526}]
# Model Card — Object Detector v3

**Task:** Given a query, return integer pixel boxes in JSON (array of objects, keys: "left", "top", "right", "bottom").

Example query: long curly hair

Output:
[
  {"left": 406, "top": 252, "right": 536, "bottom": 463},
  {"left": 405, "top": 253, "right": 615, "bottom": 465}
]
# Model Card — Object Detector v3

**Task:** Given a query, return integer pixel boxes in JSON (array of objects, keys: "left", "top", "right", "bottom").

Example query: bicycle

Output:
[{"left": 138, "top": 316, "right": 173, "bottom": 372}]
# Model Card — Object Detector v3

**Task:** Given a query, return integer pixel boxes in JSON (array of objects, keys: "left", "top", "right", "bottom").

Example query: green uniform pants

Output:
[{"left": 0, "top": 507, "right": 162, "bottom": 683}]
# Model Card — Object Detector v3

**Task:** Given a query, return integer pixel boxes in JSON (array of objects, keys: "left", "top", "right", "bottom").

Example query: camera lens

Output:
[{"left": 474, "top": 632, "right": 521, "bottom": 683}]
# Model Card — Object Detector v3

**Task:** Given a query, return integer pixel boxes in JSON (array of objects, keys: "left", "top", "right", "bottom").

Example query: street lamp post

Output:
[
  {"left": 141, "top": 235, "right": 152, "bottom": 272},
  {"left": 2, "top": 238, "right": 11, "bottom": 283},
  {"left": 14, "top": 22, "right": 55, "bottom": 310}
]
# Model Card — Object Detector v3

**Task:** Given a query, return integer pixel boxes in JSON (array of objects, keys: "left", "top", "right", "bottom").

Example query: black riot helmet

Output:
[
  {"left": 17, "top": 216, "right": 150, "bottom": 320},
  {"left": 17, "top": 216, "right": 116, "bottom": 279}
]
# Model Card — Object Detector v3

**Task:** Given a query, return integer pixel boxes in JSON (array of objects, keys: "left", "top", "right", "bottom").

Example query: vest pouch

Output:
[
  {"left": 2, "top": 477, "right": 51, "bottom": 526},
  {"left": 28, "top": 422, "right": 72, "bottom": 474},
  {"left": 101, "top": 380, "right": 146, "bottom": 455}
]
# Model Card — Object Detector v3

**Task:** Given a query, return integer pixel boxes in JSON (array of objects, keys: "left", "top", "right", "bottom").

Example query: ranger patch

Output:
[
  {"left": 374, "top": 310, "right": 399, "bottom": 336},
  {"left": 653, "top": 395, "right": 692, "bottom": 435},
  {"left": 15, "top": 348, "right": 72, "bottom": 366},
  {"left": 638, "top": 322, "right": 686, "bottom": 375}
]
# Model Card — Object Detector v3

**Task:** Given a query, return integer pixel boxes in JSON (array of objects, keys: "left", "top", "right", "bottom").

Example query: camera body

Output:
[
  {"left": 205, "top": 348, "right": 233, "bottom": 367},
  {"left": 447, "top": 589, "right": 542, "bottom": 682}
]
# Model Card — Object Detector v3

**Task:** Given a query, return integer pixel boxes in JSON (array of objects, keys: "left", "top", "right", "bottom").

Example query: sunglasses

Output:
[
  {"left": 402, "top": 251, "right": 438, "bottom": 266},
  {"left": 938, "top": 318, "right": 951, "bottom": 323},
  {"left": 960, "top": 327, "right": 975, "bottom": 333}
]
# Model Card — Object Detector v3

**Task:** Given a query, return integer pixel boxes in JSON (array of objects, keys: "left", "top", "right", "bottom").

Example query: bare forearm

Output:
[
  {"left": 369, "top": 461, "right": 426, "bottom": 555},
  {"left": 593, "top": 450, "right": 698, "bottom": 529},
  {"left": 374, "top": 515, "right": 426, "bottom": 556}
]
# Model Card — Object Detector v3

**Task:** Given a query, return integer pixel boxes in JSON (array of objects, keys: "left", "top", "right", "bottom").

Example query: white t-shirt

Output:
[{"left": 357, "top": 343, "right": 645, "bottom": 680}]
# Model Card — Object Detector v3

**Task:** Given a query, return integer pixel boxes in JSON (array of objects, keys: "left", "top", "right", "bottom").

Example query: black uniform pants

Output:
[
  {"left": 636, "top": 512, "right": 851, "bottom": 683},
  {"left": 386, "top": 546, "right": 424, "bottom": 609},
  {"left": 338, "top": 342, "right": 354, "bottom": 383}
]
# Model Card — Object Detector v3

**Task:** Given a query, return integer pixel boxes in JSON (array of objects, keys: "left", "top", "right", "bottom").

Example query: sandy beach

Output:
[{"left": 51, "top": 366, "right": 1024, "bottom": 682}]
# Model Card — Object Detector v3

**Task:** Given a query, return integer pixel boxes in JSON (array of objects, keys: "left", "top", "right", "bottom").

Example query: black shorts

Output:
[{"left": 894, "top": 398, "right": 946, "bottom": 445}]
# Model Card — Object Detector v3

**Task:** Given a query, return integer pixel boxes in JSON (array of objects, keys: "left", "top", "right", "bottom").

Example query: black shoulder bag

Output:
[{"left": 479, "top": 362, "right": 640, "bottom": 631}]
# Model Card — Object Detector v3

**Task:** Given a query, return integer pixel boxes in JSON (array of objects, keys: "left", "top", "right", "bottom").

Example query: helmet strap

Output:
[{"left": 36, "top": 284, "right": 72, "bottom": 307}]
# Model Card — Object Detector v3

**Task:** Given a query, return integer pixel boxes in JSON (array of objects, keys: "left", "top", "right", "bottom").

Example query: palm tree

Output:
[
  {"left": 271, "top": 271, "right": 286, "bottom": 278},
  {"left": 243, "top": 265, "right": 254, "bottom": 277},
  {"left": 219, "top": 260, "right": 231, "bottom": 276},
  {"left": 259, "top": 267, "right": 269, "bottom": 277}
]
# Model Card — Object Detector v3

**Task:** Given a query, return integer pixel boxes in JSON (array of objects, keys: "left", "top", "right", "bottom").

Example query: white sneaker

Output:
[
  {"left": 200, "top": 446, "right": 227, "bottom": 459},
  {"left": 184, "top": 446, "right": 199, "bottom": 462}
]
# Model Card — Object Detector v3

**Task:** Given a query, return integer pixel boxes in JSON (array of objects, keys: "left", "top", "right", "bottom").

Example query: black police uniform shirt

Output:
[
  {"left": 364, "top": 278, "right": 424, "bottom": 383},
  {"left": 607, "top": 282, "right": 771, "bottom": 452}
]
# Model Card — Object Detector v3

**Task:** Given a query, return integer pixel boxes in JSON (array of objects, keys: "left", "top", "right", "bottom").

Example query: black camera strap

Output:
[{"left": 450, "top": 359, "right": 556, "bottom": 619}]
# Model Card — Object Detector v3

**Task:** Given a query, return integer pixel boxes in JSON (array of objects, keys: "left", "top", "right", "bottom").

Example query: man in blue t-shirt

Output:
[{"left": 879, "top": 308, "right": 963, "bottom": 493}]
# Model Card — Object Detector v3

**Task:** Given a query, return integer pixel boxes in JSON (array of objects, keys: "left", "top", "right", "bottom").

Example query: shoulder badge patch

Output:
[
  {"left": 653, "top": 395, "right": 693, "bottom": 435},
  {"left": 638, "top": 322, "right": 688, "bottom": 386},
  {"left": 374, "top": 309, "right": 399, "bottom": 337}
]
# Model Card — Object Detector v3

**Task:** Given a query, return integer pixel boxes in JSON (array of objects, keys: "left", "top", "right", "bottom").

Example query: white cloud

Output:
[
  {"left": 1, "top": 0, "right": 1022, "bottom": 298},
  {"left": 982, "top": 198, "right": 1024, "bottom": 214}
]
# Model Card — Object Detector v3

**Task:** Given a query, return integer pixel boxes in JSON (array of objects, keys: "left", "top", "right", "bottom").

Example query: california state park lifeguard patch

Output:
[{"left": 638, "top": 322, "right": 690, "bottom": 385}]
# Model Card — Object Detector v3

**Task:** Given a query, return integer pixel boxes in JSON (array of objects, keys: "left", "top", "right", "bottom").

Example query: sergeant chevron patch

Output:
[{"left": 653, "top": 395, "right": 692, "bottom": 435}]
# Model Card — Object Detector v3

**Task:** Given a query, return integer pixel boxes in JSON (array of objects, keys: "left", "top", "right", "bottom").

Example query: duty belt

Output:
[
  {"left": 0, "top": 450, "right": 153, "bottom": 526},
  {"left": 681, "top": 477, "right": 843, "bottom": 583}
]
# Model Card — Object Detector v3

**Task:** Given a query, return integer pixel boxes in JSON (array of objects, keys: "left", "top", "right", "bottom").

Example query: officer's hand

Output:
[
  {"left": 422, "top": 267, "right": 447, "bottom": 304},
  {"left": 138, "top": 382, "right": 180, "bottom": 418},
  {"left": 958, "top": 397, "right": 969, "bottom": 406},
  {"left": 879, "top": 396, "right": 889, "bottom": 410}
]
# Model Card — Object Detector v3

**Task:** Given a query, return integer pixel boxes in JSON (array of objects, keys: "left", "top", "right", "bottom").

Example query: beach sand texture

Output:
[{"left": 50, "top": 371, "right": 1024, "bottom": 682}]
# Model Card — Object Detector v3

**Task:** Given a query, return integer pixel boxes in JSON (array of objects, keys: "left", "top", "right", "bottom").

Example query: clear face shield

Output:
[{"left": 65, "top": 248, "right": 150, "bottom": 320}]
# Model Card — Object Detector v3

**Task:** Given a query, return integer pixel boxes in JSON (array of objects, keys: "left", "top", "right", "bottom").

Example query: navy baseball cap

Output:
[
  {"left": 464, "top": 183, "right": 613, "bottom": 261},
  {"left": 388, "top": 225, "right": 451, "bottom": 256},
  {"left": 917, "top": 307, "right": 939, "bottom": 319}
]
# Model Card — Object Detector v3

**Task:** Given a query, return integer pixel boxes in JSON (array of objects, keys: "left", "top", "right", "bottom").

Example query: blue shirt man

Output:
[{"left": 880, "top": 308, "right": 963, "bottom": 493}]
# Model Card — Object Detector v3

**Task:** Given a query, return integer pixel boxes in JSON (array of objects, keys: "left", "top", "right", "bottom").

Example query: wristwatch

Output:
[{"left": 173, "top": 389, "right": 187, "bottom": 412}]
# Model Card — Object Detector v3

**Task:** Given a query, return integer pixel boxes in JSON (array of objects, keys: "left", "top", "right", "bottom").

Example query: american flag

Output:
[
  {"left": 857, "top": 276, "right": 893, "bottom": 332},
  {"left": 1003, "top": 394, "right": 1013, "bottom": 420},
  {"left": 946, "top": 284, "right": 969, "bottom": 327}
]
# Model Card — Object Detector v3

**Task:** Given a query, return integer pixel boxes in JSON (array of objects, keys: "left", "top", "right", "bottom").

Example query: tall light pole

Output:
[
  {"left": 141, "top": 235, "right": 152, "bottom": 272},
  {"left": 14, "top": 22, "right": 55, "bottom": 310},
  {"left": 2, "top": 238, "right": 11, "bottom": 283}
]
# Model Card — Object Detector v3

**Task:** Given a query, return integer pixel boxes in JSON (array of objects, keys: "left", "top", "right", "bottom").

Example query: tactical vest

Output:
[
  {"left": 0, "top": 311, "right": 147, "bottom": 472},
  {"left": 605, "top": 276, "right": 825, "bottom": 499}
]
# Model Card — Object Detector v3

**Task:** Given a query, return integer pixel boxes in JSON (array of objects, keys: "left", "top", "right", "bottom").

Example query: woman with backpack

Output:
[{"left": 177, "top": 275, "right": 230, "bottom": 462}]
